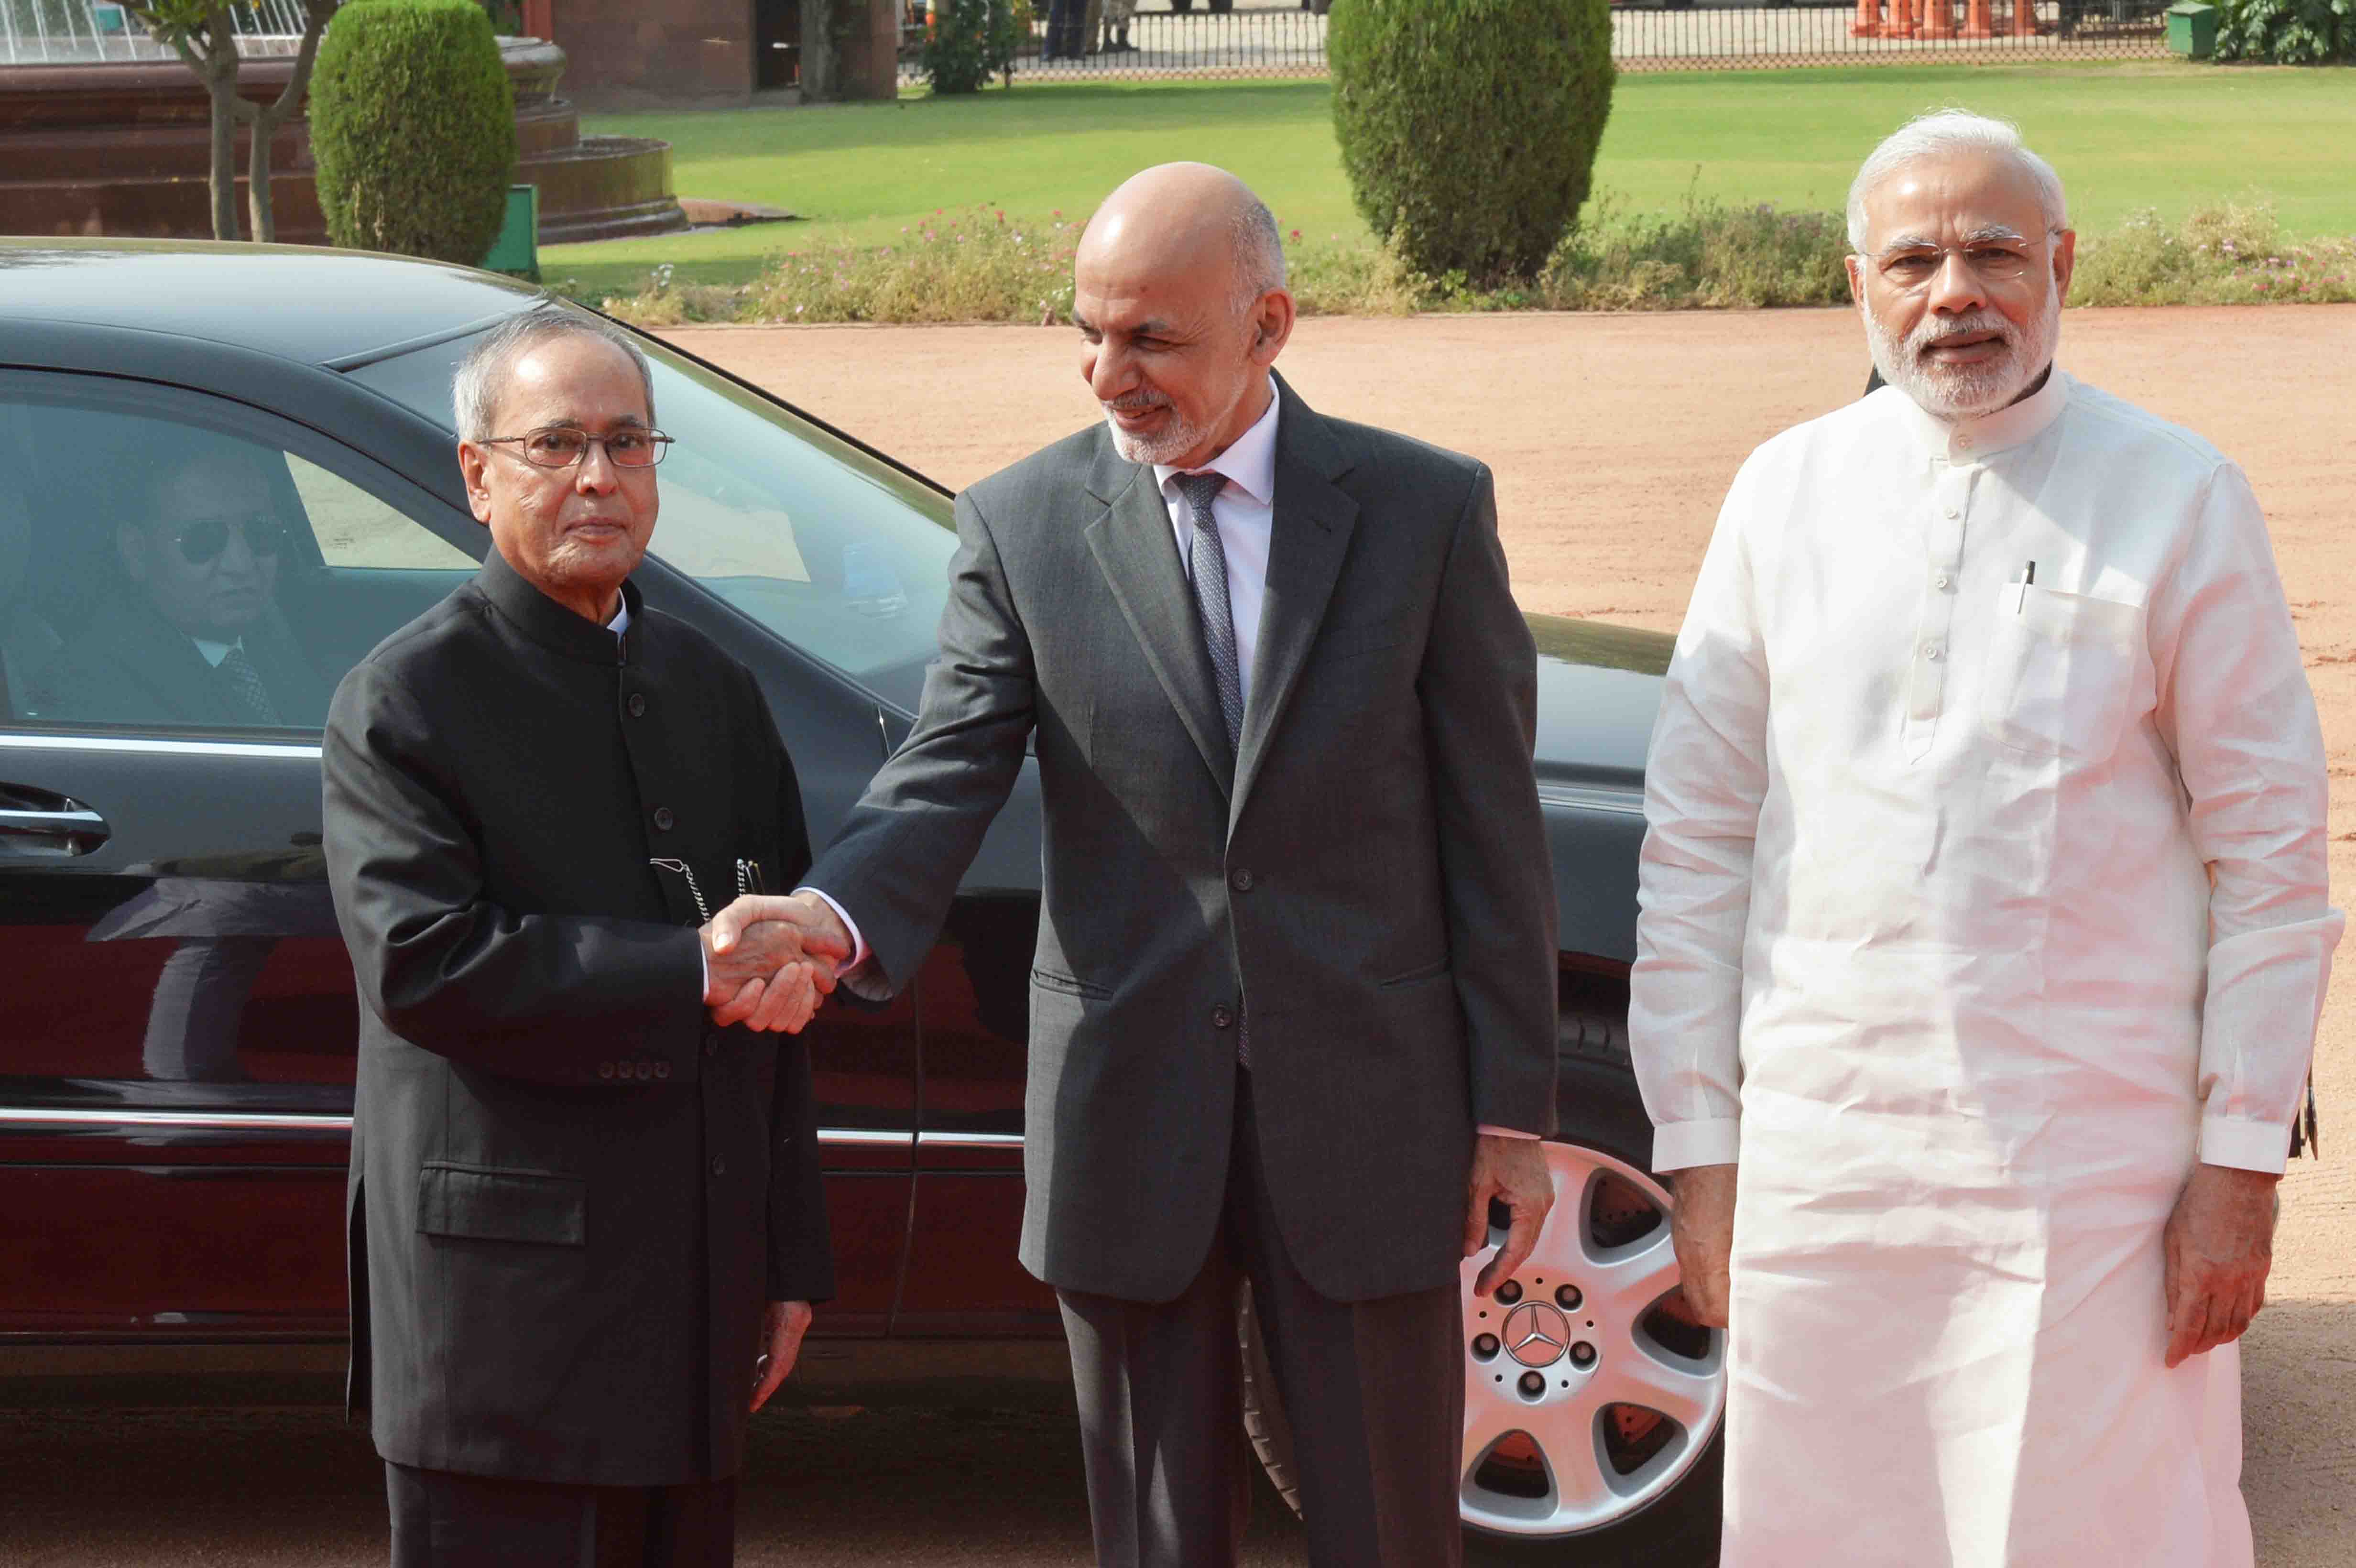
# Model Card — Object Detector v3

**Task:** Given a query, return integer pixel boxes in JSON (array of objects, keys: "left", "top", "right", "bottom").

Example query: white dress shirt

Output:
[{"left": 189, "top": 634, "right": 241, "bottom": 669}]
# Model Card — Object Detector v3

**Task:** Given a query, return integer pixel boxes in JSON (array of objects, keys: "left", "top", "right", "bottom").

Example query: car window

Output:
[
  {"left": 294, "top": 455, "right": 476, "bottom": 571},
  {"left": 0, "top": 379, "right": 480, "bottom": 734},
  {"left": 347, "top": 317, "right": 960, "bottom": 714}
]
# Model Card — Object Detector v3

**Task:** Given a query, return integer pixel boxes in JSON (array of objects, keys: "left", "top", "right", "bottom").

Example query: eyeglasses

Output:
[
  {"left": 1870, "top": 237, "right": 2053, "bottom": 291},
  {"left": 171, "top": 514, "right": 290, "bottom": 566},
  {"left": 482, "top": 426, "right": 674, "bottom": 469}
]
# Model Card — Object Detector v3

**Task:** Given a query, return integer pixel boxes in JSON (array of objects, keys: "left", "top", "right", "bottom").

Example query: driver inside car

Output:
[{"left": 29, "top": 442, "right": 328, "bottom": 730}]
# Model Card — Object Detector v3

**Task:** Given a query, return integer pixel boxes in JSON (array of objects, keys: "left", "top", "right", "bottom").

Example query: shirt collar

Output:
[
  {"left": 1889, "top": 364, "right": 2071, "bottom": 464},
  {"left": 1153, "top": 377, "right": 1281, "bottom": 508},
  {"left": 189, "top": 635, "right": 239, "bottom": 669},
  {"left": 475, "top": 545, "right": 642, "bottom": 665}
]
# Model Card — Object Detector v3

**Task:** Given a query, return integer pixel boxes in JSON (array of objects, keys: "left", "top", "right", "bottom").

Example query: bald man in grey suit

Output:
[{"left": 721, "top": 164, "right": 1561, "bottom": 1566}]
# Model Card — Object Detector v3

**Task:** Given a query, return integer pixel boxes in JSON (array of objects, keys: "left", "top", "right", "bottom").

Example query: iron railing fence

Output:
[
  {"left": 0, "top": 0, "right": 311, "bottom": 64},
  {"left": 896, "top": 0, "right": 2171, "bottom": 84}
]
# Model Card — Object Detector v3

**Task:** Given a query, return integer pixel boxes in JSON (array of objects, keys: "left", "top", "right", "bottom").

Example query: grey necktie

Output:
[
  {"left": 1173, "top": 471, "right": 1249, "bottom": 1066},
  {"left": 216, "top": 642, "right": 281, "bottom": 726}
]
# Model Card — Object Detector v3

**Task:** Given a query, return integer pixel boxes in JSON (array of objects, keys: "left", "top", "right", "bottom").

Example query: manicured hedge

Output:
[
  {"left": 1329, "top": 0, "right": 1616, "bottom": 284},
  {"left": 310, "top": 0, "right": 518, "bottom": 264}
]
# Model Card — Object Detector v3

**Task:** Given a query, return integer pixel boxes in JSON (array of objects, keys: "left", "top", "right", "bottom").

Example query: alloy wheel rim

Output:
[{"left": 1458, "top": 1142, "right": 1725, "bottom": 1537}]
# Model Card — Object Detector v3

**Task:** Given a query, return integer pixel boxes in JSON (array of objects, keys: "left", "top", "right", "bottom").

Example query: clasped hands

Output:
[{"left": 698, "top": 893, "right": 857, "bottom": 1034}]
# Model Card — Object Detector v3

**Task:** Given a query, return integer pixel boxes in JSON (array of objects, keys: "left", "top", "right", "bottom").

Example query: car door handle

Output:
[{"left": 0, "top": 787, "right": 111, "bottom": 856}]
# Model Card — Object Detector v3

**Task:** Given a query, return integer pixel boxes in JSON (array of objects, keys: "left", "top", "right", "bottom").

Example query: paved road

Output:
[{"left": 0, "top": 1378, "right": 1316, "bottom": 1567}]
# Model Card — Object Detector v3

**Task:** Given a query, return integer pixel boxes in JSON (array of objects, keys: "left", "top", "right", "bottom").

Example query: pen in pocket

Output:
[{"left": 2014, "top": 560, "right": 2036, "bottom": 613}]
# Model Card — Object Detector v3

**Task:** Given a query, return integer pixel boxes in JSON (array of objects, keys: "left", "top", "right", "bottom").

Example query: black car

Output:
[{"left": 0, "top": 239, "right": 1720, "bottom": 1563}]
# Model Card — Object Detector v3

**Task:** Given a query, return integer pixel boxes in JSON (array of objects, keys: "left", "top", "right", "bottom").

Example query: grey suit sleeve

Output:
[
  {"left": 322, "top": 661, "right": 705, "bottom": 1086},
  {"left": 807, "top": 488, "right": 1038, "bottom": 994},
  {"left": 1418, "top": 466, "right": 1559, "bottom": 1136}
]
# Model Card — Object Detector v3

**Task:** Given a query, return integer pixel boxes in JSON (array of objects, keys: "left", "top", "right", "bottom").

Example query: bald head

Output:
[
  {"left": 1082, "top": 163, "right": 1286, "bottom": 316},
  {"left": 1073, "top": 164, "right": 1296, "bottom": 471}
]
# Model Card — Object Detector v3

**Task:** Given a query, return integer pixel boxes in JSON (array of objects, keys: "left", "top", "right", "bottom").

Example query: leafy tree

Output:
[
  {"left": 923, "top": 0, "right": 1018, "bottom": 92},
  {"left": 2212, "top": 0, "right": 2353, "bottom": 61},
  {"left": 1329, "top": 0, "right": 1615, "bottom": 284},
  {"left": 126, "top": 0, "right": 338, "bottom": 243}
]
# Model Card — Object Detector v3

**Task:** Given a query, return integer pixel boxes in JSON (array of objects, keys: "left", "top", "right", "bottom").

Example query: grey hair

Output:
[
  {"left": 1231, "top": 192, "right": 1287, "bottom": 316},
  {"left": 1845, "top": 109, "right": 2070, "bottom": 253},
  {"left": 452, "top": 310, "right": 656, "bottom": 442}
]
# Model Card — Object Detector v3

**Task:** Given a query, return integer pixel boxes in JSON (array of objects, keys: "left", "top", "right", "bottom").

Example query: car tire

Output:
[{"left": 1237, "top": 1017, "right": 1724, "bottom": 1567}]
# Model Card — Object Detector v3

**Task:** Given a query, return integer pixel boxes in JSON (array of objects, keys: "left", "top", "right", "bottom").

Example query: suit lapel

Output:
[
  {"left": 1082, "top": 457, "right": 1235, "bottom": 795},
  {"left": 1233, "top": 382, "right": 1359, "bottom": 820}
]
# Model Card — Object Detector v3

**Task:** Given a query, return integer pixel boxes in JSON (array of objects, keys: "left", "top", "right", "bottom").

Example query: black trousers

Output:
[
  {"left": 1056, "top": 1074, "right": 1465, "bottom": 1568},
  {"left": 385, "top": 1462, "right": 737, "bottom": 1568}
]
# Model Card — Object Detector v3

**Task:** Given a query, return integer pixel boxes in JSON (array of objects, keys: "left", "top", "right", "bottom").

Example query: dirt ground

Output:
[{"left": 670, "top": 305, "right": 2356, "bottom": 1567}]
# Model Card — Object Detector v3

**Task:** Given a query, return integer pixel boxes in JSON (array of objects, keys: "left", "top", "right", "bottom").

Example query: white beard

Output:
[
  {"left": 1102, "top": 403, "right": 1211, "bottom": 467},
  {"left": 1102, "top": 367, "right": 1256, "bottom": 468},
  {"left": 1865, "top": 283, "right": 2061, "bottom": 420}
]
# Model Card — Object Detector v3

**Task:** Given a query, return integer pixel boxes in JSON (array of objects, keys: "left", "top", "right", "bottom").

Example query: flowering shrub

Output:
[
  {"left": 593, "top": 202, "right": 2356, "bottom": 326},
  {"left": 2070, "top": 204, "right": 2356, "bottom": 306}
]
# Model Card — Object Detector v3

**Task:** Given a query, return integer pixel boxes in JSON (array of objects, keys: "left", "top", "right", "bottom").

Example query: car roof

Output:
[{"left": 0, "top": 238, "right": 545, "bottom": 367}]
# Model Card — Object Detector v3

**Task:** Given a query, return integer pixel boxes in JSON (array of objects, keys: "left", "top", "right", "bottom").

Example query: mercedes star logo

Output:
[{"left": 1504, "top": 1301, "right": 1572, "bottom": 1368}]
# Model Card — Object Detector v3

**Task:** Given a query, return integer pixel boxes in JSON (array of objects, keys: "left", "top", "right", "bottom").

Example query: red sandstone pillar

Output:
[
  {"left": 2010, "top": 0, "right": 2040, "bottom": 32},
  {"left": 1850, "top": 0, "right": 1885, "bottom": 37},
  {"left": 1888, "top": 0, "right": 1920, "bottom": 34},
  {"left": 1921, "top": 0, "right": 1960, "bottom": 34},
  {"left": 522, "top": 0, "right": 554, "bottom": 40},
  {"left": 1959, "top": 0, "right": 1997, "bottom": 34}
]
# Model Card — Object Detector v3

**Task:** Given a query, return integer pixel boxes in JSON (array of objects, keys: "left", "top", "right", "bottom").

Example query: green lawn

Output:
[{"left": 548, "top": 62, "right": 2356, "bottom": 300}]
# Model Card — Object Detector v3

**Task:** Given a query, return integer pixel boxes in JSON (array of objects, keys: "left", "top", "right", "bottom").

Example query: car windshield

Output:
[{"left": 347, "top": 318, "right": 957, "bottom": 713}]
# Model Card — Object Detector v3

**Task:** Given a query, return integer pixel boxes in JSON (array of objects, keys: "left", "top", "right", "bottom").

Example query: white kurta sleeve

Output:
[
  {"left": 1631, "top": 459, "right": 1773, "bottom": 1172},
  {"left": 2148, "top": 460, "right": 2344, "bottom": 1174}
]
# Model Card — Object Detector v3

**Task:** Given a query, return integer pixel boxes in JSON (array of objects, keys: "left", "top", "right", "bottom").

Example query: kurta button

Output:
[
  {"left": 709, "top": 1156, "right": 727, "bottom": 1177},
  {"left": 1943, "top": 506, "right": 1960, "bottom": 519},
  {"left": 1229, "top": 868, "right": 1254, "bottom": 892},
  {"left": 627, "top": 692, "right": 647, "bottom": 718},
  {"left": 1934, "top": 574, "right": 1952, "bottom": 590},
  {"left": 653, "top": 1061, "right": 670, "bottom": 1080},
  {"left": 635, "top": 1060, "right": 653, "bottom": 1080},
  {"left": 653, "top": 806, "right": 675, "bottom": 831},
  {"left": 1925, "top": 645, "right": 1944, "bottom": 662},
  {"left": 597, "top": 1061, "right": 615, "bottom": 1079},
  {"left": 1211, "top": 1005, "right": 1235, "bottom": 1030}
]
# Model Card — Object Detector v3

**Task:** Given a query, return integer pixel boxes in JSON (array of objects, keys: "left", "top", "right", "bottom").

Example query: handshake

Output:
[{"left": 696, "top": 892, "right": 857, "bottom": 1034}]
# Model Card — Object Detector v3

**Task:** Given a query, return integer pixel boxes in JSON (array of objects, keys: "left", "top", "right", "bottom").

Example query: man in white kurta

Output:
[{"left": 1631, "top": 111, "right": 2340, "bottom": 1567}]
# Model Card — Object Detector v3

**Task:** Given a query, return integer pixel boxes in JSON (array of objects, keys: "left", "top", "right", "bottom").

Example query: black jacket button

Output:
[
  {"left": 627, "top": 692, "right": 647, "bottom": 718},
  {"left": 652, "top": 806, "right": 675, "bottom": 831},
  {"left": 654, "top": 1061, "right": 671, "bottom": 1080},
  {"left": 1229, "top": 868, "right": 1254, "bottom": 892},
  {"left": 597, "top": 1061, "right": 615, "bottom": 1079},
  {"left": 635, "top": 1060, "right": 653, "bottom": 1080},
  {"left": 703, "top": 1035, "right": 720, "bottom": 1058},
  {"left": 709, "top": 1155, "right": 727, "bottom": 1178},
  {"left": 1211, "top": 1005, "right": 1234, "bottom": 1030}
]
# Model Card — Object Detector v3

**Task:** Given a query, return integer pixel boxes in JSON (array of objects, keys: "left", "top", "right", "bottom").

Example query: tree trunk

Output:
[
  {"left": 243, "top": 1, "right": 335, "bottom": 244},
  {"left": 165, "top": 13, "right": 242, "bottom": 241},
  {"left": 203, "top": 52, "right": 240, "bottom": 242},
  {"left": 799, "top": 0, "right": 838, "bottom": 100}
]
